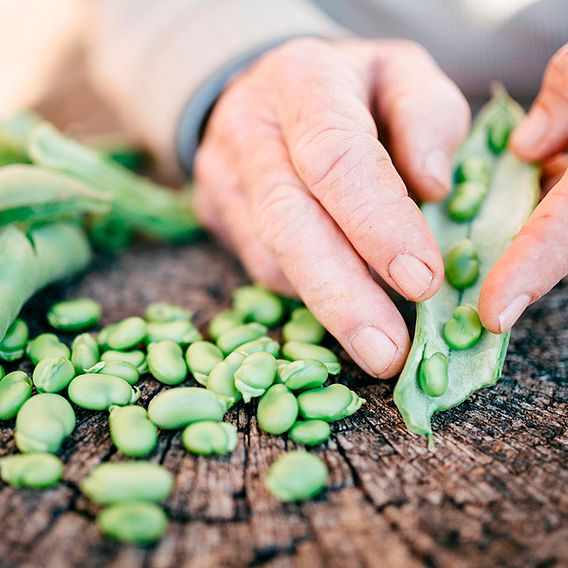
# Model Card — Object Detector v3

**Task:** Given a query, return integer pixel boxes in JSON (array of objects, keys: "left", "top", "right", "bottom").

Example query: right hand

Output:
[{"left": 193, "top": 38, "right": 470, "bottom": 378}]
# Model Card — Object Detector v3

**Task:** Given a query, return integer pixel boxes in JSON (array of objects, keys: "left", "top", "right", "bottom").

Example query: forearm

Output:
[{"left": 87, "top": 0, "right": 343, "bottom": 177}]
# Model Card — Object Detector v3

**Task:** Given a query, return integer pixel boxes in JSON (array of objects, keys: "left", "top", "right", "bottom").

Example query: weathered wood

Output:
[{"left": 0, "top": 240, "right": 566, "bottom": 568}]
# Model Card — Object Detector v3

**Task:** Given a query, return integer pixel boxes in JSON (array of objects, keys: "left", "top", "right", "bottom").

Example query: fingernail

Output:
[
  {"left": 422, "top": 149, "right": 451, "bottom": 193},
  {"left": 511, "top": 107, "right": 549, "bottom": 153},
  {"left": 388, "top": 254, "right": 433, "bottom": 299},
  {"left": 498, "top": 294, "right": 531, "bottom": 332},
  {"left": 350, "top": 326, "right": 398, "bottom": 378}
]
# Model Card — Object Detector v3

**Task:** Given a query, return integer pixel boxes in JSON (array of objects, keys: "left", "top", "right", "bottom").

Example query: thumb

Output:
[{"left": 510, "top": 43, "right": 568, "bottom": 161}]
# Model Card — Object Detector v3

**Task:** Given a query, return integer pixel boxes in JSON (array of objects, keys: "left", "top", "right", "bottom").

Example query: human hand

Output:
[
  {"left": 479, "top": 44, "right": 568, "bottom": 333},
  {"left": 194, "top": 38, "right": 470, "bottom": 378}
]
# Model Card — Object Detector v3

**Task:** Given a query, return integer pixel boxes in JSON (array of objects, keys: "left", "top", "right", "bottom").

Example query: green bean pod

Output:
[
  {"left": 265, "top": 451, "right": 328, "bottom": 502},
  {"left": 232, "top": 285, "right": 284, "bottom": 326},
  {"left": 71, "top": 333, "right": 100, "bottom": 374},
  {"left": 108, "top": 405, "right": 158, "bottom": 457},
  {"left": 146, "top": 320, "right": 202, "bottom": 345},
  {"left": 278, "top": 359, "right": 328, "bottom": 390},
  {"left": 145, "top": 302, "right": 192, "bottom": 323},
  {"left": 0, "top": 371, "right": 33, "bottom": 420},
  {"left": 394, "top": 88, "right": 540, "bottom": 440},
  {"left": 233, "top": 352, "right": 277, "bottom": 402},
  {"left": 182, "top": 421, "right": 238, "bottom": 456},
  {"left": 101, "top": 349, "right": 147, "bottom": 374},
  {"left": 80, "top": 462, "right": 173, "bottom": 504},
  {"left": 47, "top": 298, "right": 102, "bottom": 331},
  {"left": 147, "top": 340, "right": 187, "bottom": 385},
  {"left": 282, "top": 341, "right": 341, "bottom": 375},
  {"left": 148, "top": 387, "right": 229, "bottom": 430},
  {"left": 208, "top": 309, "right": 244, "bottom": 340},
  {"left": 26, "top": 333, "right": 70, "bottom": 365},
  {"left": 257, "top": 384, "right": 298, "bottom": 435},
  {"left": 185, "top": 341, "right": 224, "bottom": 386},
  {"left": 443, "top": 304, "right": 483, "bottom": 350},
  {"left": 106, "top": 317, "right": 147, "bottom": 350},
  {"left": 15, "top": 393, "right": 76, "bottom": 453},
  {"left": 87, "top": 361, "right": 139, "bottom": 385},
  {"left": 0, "top": 318, "right": 28, "bottom": 361},
  {"left": 288, "top": 420, "right": 331, "bottom": 446},
  {"left": 32, "top": 356, "right": 75, "bottom": 393},
  {"left": 235, "top": 336, "right": 280, "bottom": 357},
  {"left": 297, "top": 384, "right": 365, "bottom": 422},
  {"left": 0, "top": 222, "right": 91, "bottom": 343},
  {"left": 96, "top": 502, "right": 168, "bottom": 544},
  {"left": 282, "top": 307, "right": 325, "bottom": 344},
  {"left": 216, "top": 322, "right": 267, "bottom": 355},
  {"left": 0, "top": 164, "right": 110, "bottom": 226},
  {"left": 0, "top": 453, "right": 63, "bottom": 489},
  {"left": 68, "top": 374, "right": 139, "bottom": 410}
]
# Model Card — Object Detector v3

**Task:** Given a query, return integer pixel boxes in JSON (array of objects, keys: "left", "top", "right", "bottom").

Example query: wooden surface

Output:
[{"left": 0, "top": 239, "right": 566, "bottom": 568}]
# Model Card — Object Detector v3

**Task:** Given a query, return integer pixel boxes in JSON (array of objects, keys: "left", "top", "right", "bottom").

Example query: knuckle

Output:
[{"left": 255, "top": 186, "right": 312, "bottom": 253}]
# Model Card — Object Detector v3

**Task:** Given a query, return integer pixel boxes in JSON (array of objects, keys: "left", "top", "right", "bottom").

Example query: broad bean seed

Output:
[
  {"left": 443, "top": 304, "right": 483, "bottom": 350},
  {"left": 282, "top": 341, "right": 341, "bottom": 375},
  {"left": 15, "top": 393, "right": 75, "bottom": 453},
  {"left": 419, "top": 353, "right": 449, "bottom": 397},
  {"left": 444, "top": 239, "right": 480, "bottom": 289},
  {"left": 106, "top": 317, "right": 146, "bottom": 350},
  {"left": 216, "top": 322, "right": 267, "bottom": 355},
  {"left": 147, "top": 340, "right": 187, "bottom": 385},
  {"left": 297, "top": 384, "right": 365, "bottom": 422},
  {"left": 87, "top": 360, "right": 139, "bottom": 385},
  {"left": 109, "top": 405, "right": 158, "bottom": 457},
  {"left": 101, "top": 349, "right": 147, "bottom": 374},
  {"left": 182, "top": 421, "right": 238, "bottom": 455},
  {"left": 26, "top": 333, "right": 70, "bottom": 365},
  {"left": 47, "top": 298, "right": 101, "bottom": 331},
  {"left": 208, "top": 309, "right": 244, "bottom": 341},
  {"left": 282, "top": 307, "right": 325, "bottom": 344},
  {"left": 232, "top": 285, "right": 284, "bottom": 327},
  {"left": 233, "top": 351, "right": 277, "bottom": 402},
  {"left": 71, "top": 333, "right": 99, "bottom": 373},
  {"left": 0, "top": 318, "right": 28, "bottom": 361},
  {"left": 279, "top": 359, "right": 328, "bottom": 390},
  {"left": 257, "top": 384, "right": 298, "bottom": 435},
  {"left": 33, "top": 356, "right": 75, "bottom": 393},
  {"left": 288, "top": 420, "right": 331, "bottom": 446},
  {"left": 146, "top": 320, "right": 202, "bottom": 345},
  {"left": 145, "top": 302, "right": 191, "bottom": 323},
  {"left": 68, "top": 373, "right": 139, "bottom": 410},
  {"left": 185, "top": 341, "right": 223, "bottom": 386},
  {"left": 0, "top": 371, "right": 32, "bottom": 420},
  {"left": 0, "top": 453, "right": 63, "bottom": 488}
]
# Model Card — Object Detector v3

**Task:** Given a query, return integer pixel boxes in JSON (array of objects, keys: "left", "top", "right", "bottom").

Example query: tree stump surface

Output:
[{"left": 0, "top": 240, "right": 566, "bottom": 568}]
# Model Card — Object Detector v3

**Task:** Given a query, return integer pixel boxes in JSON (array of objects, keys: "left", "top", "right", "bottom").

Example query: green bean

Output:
[
  {"left": 182, "top": 421, "right": 238, "bottom": 455},
  {"left": 87, "top": 361, "right": 139, "bottom": 385},
  {"left": 47, "top": 298, "right": 101, "bottom": 331},
  {"left": 67, "top": 374, "right": 139, "bottom": 410},
  {"left": 0, "top": 222, "right": 91, "bottom": 343},
  {"left": 216, "top": 322, "right": 267, "bottom": 355},
  {"left": 148, "top": 387, "right": 229, "bottom": 430},
  {"left": 185, "top": 341, "right": 224, "bottom": 386},
  {"left": 108, "top": 405, "right": 158, "bottom": 457},
  {"left": 447, "top": 181, "right": 488, "bottom": 222},
  {"left": 0, "top": 164, "right": 110, "bottom": 226},
  {"left": 257, "top": 384, "right": 298, "bottom": 435},
  {"left": 28, "top": 122, "right": 202, "bottom": 243},
  {"left": 208, "top": 309, "right": 244, "bottom": 341},
  {"left": 235, "top": 336, "right": 280, "bottom": 357},
  {"left": 282, "top": 307, "right": 325, "bottom": 344},
  {"left": 146, "top": 320, "right": 202, "bottom": 345},
  {"left": 487, "top": 115, "right": 513, "bottom": 154},
  {"left": 394, "top": 88, "right": 540, "bottom": 439},
  {"left": 443, "top": 305, "right": 483, "bottom": 350},
  {"left": 32, "top": 356, "right": 75, "bottom": 393},
  {"left": 282, "top": 341, "right": 341, "bottom": 375},
  {"left": 147, "top": 340, "right": 187, "bottom": 385},
  {"left": 106, "top": 317, "right": 147, "bottom": 350},
  {"left": 444, "top": 239, "right": 480, "bottom": 289},
  {"left": 96, "top": 502, "right": 168, "bottom": 544},
  {"left": 233, "top": 352, "right": 277, "bottom": 402},
  {"left": 278, "top": 359, "right": 328, "bottom": 391},
  {"left": 455, "top": 155, "right": 491, "bottom": 184},
  {"left": 0, "top": 318, "right": 28, "bottom": 361},
  {"left": 265, "top": 451, "right": 328, "bottom": 502},
  {"left": 0, "top": 371, "right": 32, "bottom": 420},
  {"left": 15, "top": 393, "right": 75, "bottom": 453},
  {"left": 80, "top": 462, "right": 173, "bottom": 504},
  {"left": 101, "top": 349, "right": 147, "bottom": 374},
  {"left": 0, "top": 453, "right": 63, "bottom": 489},
  {"left": 26, "top": 333, "right": 70, "bottom": 365},
  {"left": 297, "top": 384, "right": 365, "bottom": 422},
  {"left": 232, "top": 285, "right": 284, "bottom": 326},
  {"left": 145, "top": 302, "right": 191, "bottom": 323},
  {"left": 71, "top": 333, "right": 100, "bottom": 374},
  {"left": 288, "top": 420, "right": 331, "bottom": 446},
  {"left": 206, "top": 357, "right": 243, "bottom": 405},
  {"left": 419, "top": 353, "right": 449, "bottom": 398}
]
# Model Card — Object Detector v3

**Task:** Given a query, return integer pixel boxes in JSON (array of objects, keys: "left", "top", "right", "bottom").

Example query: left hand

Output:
[{"left": 479, "top": 44, "right": 568, "bottom": 333}]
